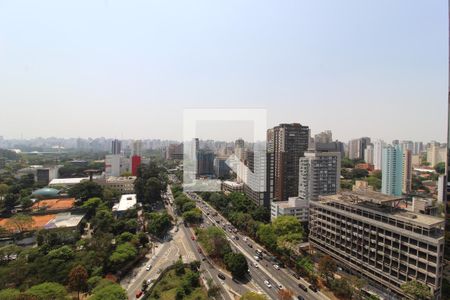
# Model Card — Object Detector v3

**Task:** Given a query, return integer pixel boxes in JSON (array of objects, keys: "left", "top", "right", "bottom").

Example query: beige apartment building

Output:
[{"left": 309, "top": 191, "right": 445, "bottom": 299}]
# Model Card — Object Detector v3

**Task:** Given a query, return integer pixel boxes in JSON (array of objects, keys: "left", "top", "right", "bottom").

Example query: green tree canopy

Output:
[
  {"left": 224, "top": 252, "right": 248, "bottom": 279},
  {"left": 69, "top": 181, "right": 103, "bottom": 202},
  {"left": 401, "top": 280, "right": 432, "bottom": 300},
  {"left": 25, "top": 282, "right": 68, "bottom": 300}
]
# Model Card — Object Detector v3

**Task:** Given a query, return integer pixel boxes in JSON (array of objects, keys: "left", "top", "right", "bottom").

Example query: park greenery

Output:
[
  {"left": 146, "top": 260, "right": 207, "bottom": 300},
  {"left": 0, "top": 159, "right": 171, "bottom": 299}
]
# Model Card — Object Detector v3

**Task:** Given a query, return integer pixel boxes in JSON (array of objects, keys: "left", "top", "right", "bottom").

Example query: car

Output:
[
  {"left": 146, "top": 264, "right": 152, "bottom": 271},
  {"left": 234, "top": 236, "right": 239, "bottom": 240},
  {"left": 217, "top": 273, "right": 226, "bottom": 280},
  {"left": 277, "top": 284, "right": 283, "bottom": 289},
  {"left": 191, "top": 236, "right": 195, "bottom": 240},
  {"left": 273, "top": 264, "right": 280, "bottom": 270},
  {"left": 243, "top": 237, "right": 248, "bottom": 242},
  {"left": 297, "top": 296, "right": 305, "bottom": 300},
  {"left": 197, "top": 247, "right": 202, "bottom": 253},
  {"left": 253, "top": 262, "right": 259, "bottom": 268},
  {"left": 309, "top": 285, "right": 318, "bottom": 292},
  {"left": 298, "top": 283, "right": 308, "bottom": 292},
  {"left": 264, "top": 280, "right": 272, "bottom": 288},
  {"left": 146, "top": 279, "right": 152, "bottom": 285},
  {"left": 135, "top": 290, "right": 143, "bottom": 298},
  {"left": 254, "top": 255, "right": 260, "bottom": 261},
  {"left": 292, "top": 273, "right": 300, "bottom": 279}
]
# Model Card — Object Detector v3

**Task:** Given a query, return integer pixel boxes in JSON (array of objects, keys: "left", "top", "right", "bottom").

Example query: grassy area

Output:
[{"left": 146, "top": 268, "right": 208, "bottom": 300}]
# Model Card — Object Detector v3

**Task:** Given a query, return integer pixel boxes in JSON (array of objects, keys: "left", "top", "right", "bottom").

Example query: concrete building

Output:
[
  {"left": 16, "top": 165, "right": 60, "bottom": 185},
  {"left": 94, "top": 176, "right": 136, "bottom": 194},
  {"left": 105, "top": 155, "right": 130, "bottom": 177},
  {"left": 413, "top": 142, "right": 424, "bottom": 155},
  {"left": 197, "top": 150, "right": 215, "bottom": 177},
  {"left": 49, "top": 177, "right": 88, "bottom": 187},
  {"left": 221, "top": 181, "right": 244, "bottom": 193},
  {"left": 298, "top": 150, "right": 341, "bottom": 202},
  {"left": 213, "top": 157, "right": 231, "bottom": 178},
  {"left": 111, "top": 139, "right": 122, "bottom": 155},
  {"left": 402, "top": 150, "right": 412, "bottom": 194},
  {"left": 309, "top": 191, "right": 445, "bottom": 299},
  {"left": 234, "top": 138, "right": 246, "bottom": 183},
  {"left": 382, "top": 145, "right": 403, "bottom": 196},
  {"left": 364, "top": 144, "right": 374, "bottom": 165},
  {"left": 268, "top": 123, "right": 310, "bottom": 201},
  {"left": 132, "top": 140, "right": 142, "bottom": 156},
  {"left": 166, "top": 143, "right": 184, "bottom": 160},
  {"left": 427, "top": 142, "right": 446, "bottom": 167},
  {"left": 315, "top": 141, "right": 345, "bottom": 159},
  {"left": 373, "top": 140, "right": 385, "bottom": 171},
  {"left": 314, "top": 130, "right": 333, "bottom": 144},
  {"left": 243, "top": 150, "right": 271, "bottom": 207},
  {"left": 271, "top": 196, "right": 309, "bottom": 222},
  {"left": 348, "top": 137, "right": 371, "bottom": 160},
  {"left": 112, "top": 194, "right": 137, "bottom": 214}
]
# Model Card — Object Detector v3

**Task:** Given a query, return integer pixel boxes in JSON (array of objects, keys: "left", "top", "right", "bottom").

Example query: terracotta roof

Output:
[
  {"left": 32, "top": 198, "right": 75, "bottom": 211},
  {"left": 0, "top": 214, "right": 56, "bottom": 233}
]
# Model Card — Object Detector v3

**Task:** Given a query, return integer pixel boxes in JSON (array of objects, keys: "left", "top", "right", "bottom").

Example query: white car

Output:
[
  {"left": 254, "top": 256, "right": 260, "bottom": 261},
  {"left": 146, "top": 264, "right": 152, "bottom": 271},
  {"left": 264, "top": 280, "right": 272, "bottom": 288},
  {"left": 243, "top": 237, "right": 248, "bottom": 242},
  {"left": 273, "top": 264, "right": 280, "bottom": 270},
  {"left": 253, "top": 262, "right": 259, "bottom": 268}
]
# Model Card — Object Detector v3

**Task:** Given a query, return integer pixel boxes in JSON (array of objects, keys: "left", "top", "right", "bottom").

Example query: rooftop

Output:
[
  {"left": 222, "top": 181, "right": 243, "bottom": 187},
  {"left": 32, "top": 198, "right": 75, "bottom": 211},
  {"left": 49, "top": 178, "right": 88, "bottom": 185},
  {"left": 319, "top": 192, "right": 444, "bottom": 228},
  {"left": 44, "top": 213, "right": 85, "bottom": 229},
  {"left": 112, "top": 194, "right": 137, "bottom": 212}
]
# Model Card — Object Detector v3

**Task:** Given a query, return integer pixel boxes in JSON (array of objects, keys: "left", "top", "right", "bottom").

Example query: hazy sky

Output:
[{"left": 0, "top": 1, "right": 447, "bottom": 143}]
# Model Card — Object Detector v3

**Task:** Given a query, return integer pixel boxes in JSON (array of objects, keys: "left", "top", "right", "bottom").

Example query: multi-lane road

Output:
[
  {"left": 123, "top": 185, "right": 331, "bottom": 300},
  {"left": 187, "top": 192, "right": 331, "bottom": 300}
]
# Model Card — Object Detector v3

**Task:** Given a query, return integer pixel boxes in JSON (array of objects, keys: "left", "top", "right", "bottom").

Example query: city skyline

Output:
[{"left": 0, "top": 1, "right": 447, "bottom": 142}]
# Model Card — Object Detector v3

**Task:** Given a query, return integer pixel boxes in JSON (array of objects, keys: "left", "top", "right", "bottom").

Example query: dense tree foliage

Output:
[
  {"left": 196, "top": 227, "right": 231, "bottom": 259},
  {"left": 240, "top": 291, "right": 268, "bottom": 300},
  {"left": 134, "top": 162, "right": 167, "bottom": 205},
  {"left": 401, "top": 280, "right": 432, "bottom": 300},
  {"left": 318, "top": 255, "right": 337, "bottom": 286},
  {"left": 224, "top": 252, "right": 248, "bottom": 279},
  {"left": 145, "top": 212, "right": 172, "bottom": 238},
  {"left": 68, "top": 181, "right": 103, "bottom": 202}
]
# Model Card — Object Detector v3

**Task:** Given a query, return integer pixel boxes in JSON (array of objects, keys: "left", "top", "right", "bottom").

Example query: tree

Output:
[
  {"left": 197, "top": 227, "right": 231, "bottom": 259},
  {"left": 296, "top": 256, "right": 314, "bottom": 277},
  {"left": 25, "top": 282, "right": 68, "bottom": 300},
  {"left": 435, "top": 162, "right": 445, "bottom": 174},
  {"left": 2, "top": 193, "right": 19, "bottom": 211},
  {"left": 146, "top": 212, "right": 172, "bottom": 238},
  {"left": 182, "top": 208, "right": 203, "bottom": 223},
  {"left": 330, "top": 278, "right": 353, "bottom": 299},
  {"left": 401, "top": 280, "right": 432, "bottom": 300},
  {"left": 109, "top": 242, "right": 138, "bottom": 268},
  {"left": 91, "top": 209, "right": 114, "bottom": 232},
  {"left": 68, "top": 265, "right": 88, "bottom": 300},
  {"left": 318, "top": 255, "right": 337, "bottom": 286},
  {"left": 278, "top": 289, "right": 293, "bottom": 300},
  {"left": 0, "top": 183, "right": 9, "bottom": 197},
  {"left": 90, "top": 282, "right": 127, "bottom": 300},
  {"left": 224, "top": 252, "right": 248, "bottom": 279},
  {"left": 0, "top": 288, "right": 20, "bottom": 300},
  {"left": 68, "top": 181, "right": 103, "bottom": 202},
  {"left": 351, "top": 168, "right": 369, "bottom": 179},
  {"left": 81, "top": 197, "right": 107, "bottom": 218},
  {"left": 256, "top": 224, "right": 277, "bottom": 251},
  {"left": 240, "top": 291, "right": 268, "bottom": 300},
  {"left": 6, "top": 214, "right": 34, "bottom": 233}
]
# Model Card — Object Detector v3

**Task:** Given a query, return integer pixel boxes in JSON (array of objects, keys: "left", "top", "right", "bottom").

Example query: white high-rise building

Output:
[
  {"left": 364, "top": 144, "right": 374, "bottom": 164},
  {"left": 373, "top": 139, "right": 385, "bottom": 171},
  {"left": 105, "top": 155, "right": 130, "bottom": 177},
  {"left": 298, "top": 150, "right": 341, "bottom": 201}
]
